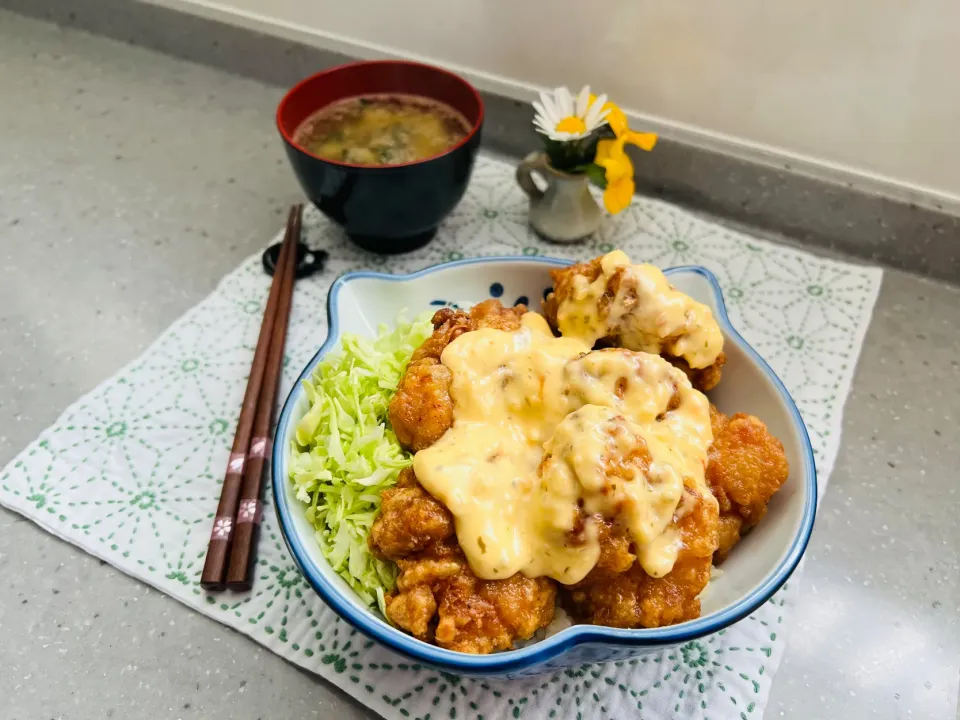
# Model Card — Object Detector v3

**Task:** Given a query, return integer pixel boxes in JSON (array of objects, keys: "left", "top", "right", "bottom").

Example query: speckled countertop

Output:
[{"left": 0, "top": 12, "right": 957, "bottom": 720}]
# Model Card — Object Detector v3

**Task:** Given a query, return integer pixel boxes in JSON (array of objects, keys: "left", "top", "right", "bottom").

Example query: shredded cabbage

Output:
[{"left": 289, "top": 311, "right": 434, "bottom": 614}]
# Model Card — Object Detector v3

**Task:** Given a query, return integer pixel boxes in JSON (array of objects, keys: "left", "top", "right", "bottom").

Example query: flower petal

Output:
[
  {"left": 533, "top": 120, "right": 554, "bottom": 136},
  {"left": 584, "top": 96, "right": 608, "bottom": 130},
  {"left": 604, "top": 102, "right": 629, "bottom": 137},
  {"left": 595, "top": 138, "right": 634, "bottom": 183},
  {"left": 532, "top": 101, "right": 553, "bottom": 127},
  {"left": 588, "top": 94, "right": 607, "bottom": 121},
  {"left": 575, "top": 85, "right": 591, "bottom": 118},
  {"left": 595, "top": 138, "right": 616, "bottom": 163},
  {"left": 555, "top": 87, "right": 573, "bottom": 117},
  {"left": 626, "top": 130, "right": 659, "bottom": 152},
  {"left": 590, "top": 108, "right": 611, "bottom": 132},
  {"left": 538, "top": 92, "right": 559, "bottom": 125},
  {"left": 603, "top": 177, "right": 636, "bottom": 214}
]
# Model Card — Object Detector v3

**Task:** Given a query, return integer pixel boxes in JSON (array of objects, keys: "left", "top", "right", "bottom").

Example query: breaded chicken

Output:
[
  {"left": 377, "top": 291, "right": 789, "bottom": 646},
  {"left": 435, "top": 566, "right": 556, "bottom": 654},
  {"left": 563, "top": 407, "right": 789, "bottom": 626},
  {"left": 387, "top": 359, "right": 454, "bottom": 452},
  {"left": 388, "top": 300, "right": 526, "bottom": 451},
  {"left": 569, "top": 554, "right": 712, "bottom": 628},
  {"left": 706, "top": 408, "right": 790, "bottom": 562},
  {"left": 370, "top": 470, "right": 556, "bottom": 653},
  {"left": 543, "top": 257, "right": 726, "bottom": 392},
  {"left": 369, "top": 468, "right": 454, "bottom": 558},
  {"left": 567, "top": 521, "right": 635, "bottom": 588},
  {"left": 669, "top": 353, "right": 726, "bottom": 392},
  {"left": 674, "top": 479, "right": 722, "bottom": 559},
  {"left": 542, "top": 258, "right": 603, "bottom": 327},
  {"left": 568, "top": 474, "right": 720, "bottom": 629}
]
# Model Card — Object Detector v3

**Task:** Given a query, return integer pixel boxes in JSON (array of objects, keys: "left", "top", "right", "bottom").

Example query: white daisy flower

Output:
[{"left": 532, "top": 85, "right": 609, "bottom": 141}]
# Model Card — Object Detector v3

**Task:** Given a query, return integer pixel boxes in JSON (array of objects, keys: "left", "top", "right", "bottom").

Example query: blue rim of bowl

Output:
[{"left": 271, "top": 256, "right": 817, "bottom": 673}]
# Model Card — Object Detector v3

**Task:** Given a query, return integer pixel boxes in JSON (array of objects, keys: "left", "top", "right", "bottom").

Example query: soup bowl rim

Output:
[{"left": 276, "top": 59, "right": 485, "bottom": 170}]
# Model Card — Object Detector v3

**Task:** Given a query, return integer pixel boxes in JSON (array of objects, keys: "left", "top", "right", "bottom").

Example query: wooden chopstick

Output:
[
  {"left": 225, "top": 204, "right": 302, "bottom": 589},
  {"left": 200, "top": 205, "right": 301, "bottom": 590}
]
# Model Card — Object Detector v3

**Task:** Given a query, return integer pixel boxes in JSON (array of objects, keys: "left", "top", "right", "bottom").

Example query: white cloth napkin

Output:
[{"left": 0, "top": 156, "right": 881, "bottom": 719}]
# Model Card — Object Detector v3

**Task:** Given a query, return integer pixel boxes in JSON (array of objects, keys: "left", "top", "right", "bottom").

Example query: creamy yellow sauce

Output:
[
  {"left": 413, "top": 312, "right": 714, "bottom": 584},
  {"left": 556, "top": 250, "right": 724, "bottom": 369}
]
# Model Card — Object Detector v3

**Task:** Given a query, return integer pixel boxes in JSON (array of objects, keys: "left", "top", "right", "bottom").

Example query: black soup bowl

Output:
[{"left": 277, "top": 60, "right": 484, "bottom": 254}]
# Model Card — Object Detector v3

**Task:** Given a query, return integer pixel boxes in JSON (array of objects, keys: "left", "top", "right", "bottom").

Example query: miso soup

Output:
[{"left": 294, "top": 94, "right": 472, "bottom": 166}]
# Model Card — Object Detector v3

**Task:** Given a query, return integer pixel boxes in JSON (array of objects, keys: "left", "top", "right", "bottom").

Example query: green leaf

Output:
[{"left": 584, "top": 163, "right": 608, "bottom": 188}]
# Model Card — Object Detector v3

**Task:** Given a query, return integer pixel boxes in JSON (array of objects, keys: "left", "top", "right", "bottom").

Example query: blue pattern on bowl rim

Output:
[
  {"left": 271, "top": 256, "right": 817, "bottom": 677},
  {"left": 430, "top": 281, "right": 535, "bottom": 310}
]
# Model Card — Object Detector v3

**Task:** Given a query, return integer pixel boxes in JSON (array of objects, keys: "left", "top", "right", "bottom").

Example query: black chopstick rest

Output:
[{"left": 262, "top": 241, "right": 328, "bottom": 279}]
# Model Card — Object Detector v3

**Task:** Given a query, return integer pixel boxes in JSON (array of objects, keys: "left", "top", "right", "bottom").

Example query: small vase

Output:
[{"left": 515, "top": 151, "right": 603, "bottom": 243}]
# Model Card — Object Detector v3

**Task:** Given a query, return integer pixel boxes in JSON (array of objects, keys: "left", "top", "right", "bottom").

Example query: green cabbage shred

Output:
[{"left": 289, "top": 311, "right": 434, "bottom": 615}]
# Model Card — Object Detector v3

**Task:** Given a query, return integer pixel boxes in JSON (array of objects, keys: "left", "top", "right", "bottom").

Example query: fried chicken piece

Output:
[
  {"left": 569, "top": 554, "right": 712, "bottom": 628},
  {"left": 706, "top": 408, "right": 790, "bottom": 562},
  {"left": 669, "top": 352, "right": 727, "bottom": 392},
  {"left": 709, "top": 403, "right": 730, "bottom": 435},
  {"left": 369, "top": 468, "right": 454, "bottom": 558},
  {"left": 543, "top": 255, "right": 725, "bottom": 390},
  {"left": 388, "top": 359, "right": 455, "bottom": 452},
  {"left": 395, "top": 542, "right": 464, "bottom": 590},
  {"left": 371, "top": 472, "right": 556, "bottom": 653},
  {"left": 568, "top": 477, "right": 719, "bottom": 629},
  {"left": 409, "top": 308, "right": 473, "bottom": 364},
  {"left": 385, "top": 584, "right": 437, "bottom": 639},
  {"left": 384, "top": 537, "right": 557, "bottom": 653},
  {"left": 674, "top": 480, "right": 721, "bottom": 559},
  {"left": 388, "top": 300, "right": 527, "bottom": 452},
  {"left": 544, "top": 258, "right": 603, "bottom": 329},
  {"left": 435, "top": 569, "right": 556, "bottom": 654},
  {"left": 412, "top": 300, "right": 528, "bottom": 364},
  {"left": 380, "top": 302, "right": 555, "bottom": 653},
  {"left": 568, "top": 520, "right": 636, "bottom": 589},
  {"left": 468, "top": 298, "right": 529, "bottom": 332},
  {"left": 569, "top": 409, "right": 789, "bottom": 626},
  {"left": 716, "top": 515, "right": 744, "bottom": 561},
  {"left": 383, "top": 539, "right": 463, "bottom": 642}
]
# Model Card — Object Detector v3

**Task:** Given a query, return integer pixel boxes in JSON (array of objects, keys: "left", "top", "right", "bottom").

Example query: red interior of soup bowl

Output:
[{"left": 276, "top": 60, "right": 485, "bottom": 169}]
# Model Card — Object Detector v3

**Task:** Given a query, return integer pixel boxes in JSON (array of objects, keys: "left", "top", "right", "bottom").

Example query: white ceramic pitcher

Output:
[{"left": 515, "top": 151, "right": 603, "bottom": 243}]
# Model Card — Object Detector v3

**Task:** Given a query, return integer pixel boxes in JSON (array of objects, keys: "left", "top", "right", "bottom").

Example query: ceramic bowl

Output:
[
  {"left": 276, "top": 60, "right": 484, "bottom": 255},
  {"left": 272, "top": 257, "right": 817, "bottom": 677}
]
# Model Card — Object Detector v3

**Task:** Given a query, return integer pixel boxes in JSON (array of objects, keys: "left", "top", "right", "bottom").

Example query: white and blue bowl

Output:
[{"left": 272, "top": 257, "right": 816, "bottom": 677}]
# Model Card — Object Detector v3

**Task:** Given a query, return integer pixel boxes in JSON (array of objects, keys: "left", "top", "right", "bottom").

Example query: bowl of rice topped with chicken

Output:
[{"left": 272, "top": 251, "right": 816, "bottom": 676}]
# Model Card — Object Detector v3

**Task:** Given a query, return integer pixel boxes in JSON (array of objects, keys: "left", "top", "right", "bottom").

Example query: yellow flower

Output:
[
  {"left": 624, "top": 129, "right": 658, "bottom": 151},
  {"left": 604, "top": 176, "right": 636, "bottom": 214},
  {"left": 588, "top": 95, "right": 628, "bottom": 137},
  {"left": 595, "top": 139, "right": 633, "bottom": 182},
  {"left": 592, "top": 113, "right": 659, "bottom": 213},
  {"left": 588, "top": 96, "right": 651, "bottom": 142},
  {"left": 595, "top": 138, "right": 637, "bottom": 214},
  {"left": 603, "top": 102, "right": 629, "bottom": 137}
]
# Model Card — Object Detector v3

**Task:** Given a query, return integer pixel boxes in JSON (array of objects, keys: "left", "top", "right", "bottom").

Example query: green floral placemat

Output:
[{"left": 0, "top": 156, "right": 881, "bottom": 719}]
